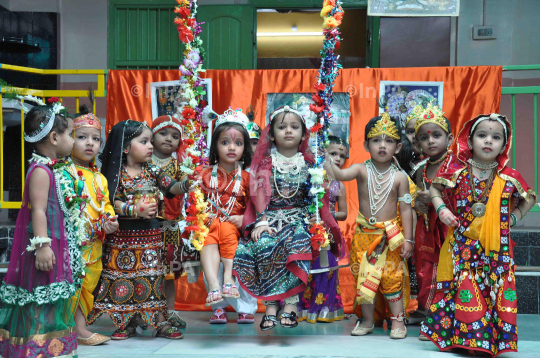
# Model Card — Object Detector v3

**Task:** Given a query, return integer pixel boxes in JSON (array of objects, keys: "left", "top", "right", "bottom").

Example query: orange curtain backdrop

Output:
[{"left": 106, "top": 66, "right": 502, "bottom": 312}]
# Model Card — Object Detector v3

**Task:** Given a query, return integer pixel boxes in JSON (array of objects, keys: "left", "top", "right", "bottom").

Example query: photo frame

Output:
[
  {"left": 150, "top": 79, "right": 213, "bottom": 149},
  {"left": 266, "top": 92, "right": 351, "bottom": 157},
  {"left": 378, "top": 80, "right": 444, "bottom": 127}
]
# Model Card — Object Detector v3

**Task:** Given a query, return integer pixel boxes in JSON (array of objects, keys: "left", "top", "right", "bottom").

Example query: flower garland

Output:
[
  {"left": 308, "top": 0, "right": 344, "bottom": 248},
  {"left": 30, "top": 154, "right": 89, "bottom": 283},
  {"left": 174, "top": 0, "right": 210, "bottom": 250}
]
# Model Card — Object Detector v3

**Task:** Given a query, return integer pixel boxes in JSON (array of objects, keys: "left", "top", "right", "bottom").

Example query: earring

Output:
[
  {"left": 446, "top": 143, "right": 453, "bottom": 155},
  {"left": 419, "top": 148, "right": 425, "bottom": 160},
  {"left": 124, "top": 150, "right": 129, "bottom": 154},
  {"left": 468, "top": 143, "right": 472, "bottom": 150}
]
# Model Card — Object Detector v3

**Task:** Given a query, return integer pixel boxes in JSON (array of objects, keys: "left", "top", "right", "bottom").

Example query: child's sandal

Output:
[
  {"left": 154, "top": 321, "right": 184, "bottom": 340},
  {"left": 205, "top": 289, "right": 224, "bottom": 307},
  {"left": 279, "top": 311, "right": 299, "bottom": 328},
  {"left": 260, "top": 314, "right": 278, "bottom": 331},
  {"left": 222, "top": 283, "right": 240, "bottom": 298}
]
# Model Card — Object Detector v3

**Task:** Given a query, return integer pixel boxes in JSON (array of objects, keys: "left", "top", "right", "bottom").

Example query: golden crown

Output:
[
  {"left": 414, "top": 103, "right": 448, "bottom": 134},
  {"left": 368, "top": 112, "right": 400, "bottom": 140},
  {"left": 405, "top": 104, "right": 425, "bottom": 127}
]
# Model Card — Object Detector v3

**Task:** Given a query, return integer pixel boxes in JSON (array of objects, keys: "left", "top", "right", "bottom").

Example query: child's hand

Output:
[
  {"left": 104, "top": 216, "right": 119, "bottom": 234},
  {"left": 251, "top": 225, "right": 272, "bottom": 242},
  {"left": 136, "top": 199, "right": 157, "bottom": 219},
  {"left": 35, "top": 245, "right": 56, "bottom": 271},
  {"left": 400, "top": 241, "right": 413, "bottom": 259},
  {"left": 416, "top": 201, "right": 429, "bottom": 214},
  {"left": 226, "top": 215, "right": 243, "bottom": 229},
  {"left": 439, "top": 208, "right": 459, "bottom": 227},
  {"left": 417, "top": 190, "right": 431, "bottom": 204}
]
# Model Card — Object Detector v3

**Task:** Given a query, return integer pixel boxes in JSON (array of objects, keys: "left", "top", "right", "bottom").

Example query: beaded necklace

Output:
[
  {"left": 208, "top": 164, "right": 242, "bottom": 219},
  {"left": 366, "top": 160, "right": 397, "bottom": 225},
  {"left": 270, "top": 151, "right": 305, "bottom": 199},
  {"left": 422, "top": 152, "right": 451, "bottom": 186},
  {"left": 152, "top": 154, "right": 173, "bottom": 169}
]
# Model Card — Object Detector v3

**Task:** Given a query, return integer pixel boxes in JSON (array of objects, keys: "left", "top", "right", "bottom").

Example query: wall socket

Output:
[{"left": 473, "top": 26, "right": 497, "bottom": 40}]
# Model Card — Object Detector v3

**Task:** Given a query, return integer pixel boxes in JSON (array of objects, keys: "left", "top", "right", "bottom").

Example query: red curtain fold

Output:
[{"left": 106, "top": 66, "right": 502, "bottom": 313}]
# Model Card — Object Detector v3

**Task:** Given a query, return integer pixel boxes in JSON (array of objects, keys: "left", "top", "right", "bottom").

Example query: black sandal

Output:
[
  {"left": 260, "top": 315, "right": 278, "bottom": 331},
  {"left": 279, "top": 311, "right": 298, "bottom": 328}
]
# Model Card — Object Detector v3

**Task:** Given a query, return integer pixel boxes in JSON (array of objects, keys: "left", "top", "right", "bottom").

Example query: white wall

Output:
[
  {"left": 457, "top": 0, "right": 540, "bottom": 79},
  {"left": 58, "top": 0, "right": 108, "bottom": 82}
]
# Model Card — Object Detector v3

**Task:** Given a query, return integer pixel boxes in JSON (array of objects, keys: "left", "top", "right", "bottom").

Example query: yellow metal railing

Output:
[{"left": 0, "top": 63, "right": 107, "bottom": 209}]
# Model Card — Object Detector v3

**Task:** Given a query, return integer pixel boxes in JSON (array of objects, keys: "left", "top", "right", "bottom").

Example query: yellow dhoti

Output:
[
  {"left": 350, "top": 211, "right": 410, "bottom": 320},
  {"left": 70, "top": 238, "right": 103, "bottom": 320}
]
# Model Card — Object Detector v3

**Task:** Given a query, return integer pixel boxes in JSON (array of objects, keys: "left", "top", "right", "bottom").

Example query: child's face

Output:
[
  {"left": 364, "top": 135, "right": 401, "bottom": 163},
  {"left": 152, "top": 128, "right": 181, "bottom": 156},
  {"left": 468, "top": 120, "right": 506, "bottom": 163},
  {"left": 55, "top": 119, "right": 75, "bottom": 157},
  {"left": 327, "top": 143, "right": 347, "bottom": 168},
  {"left": 250, "top": 138, "right": 259, "bottom": 154},
  {"left": 416, "top": 123, "right": 452, "bottom": 158},
  {"left": 127, "top": 128, "right": 153, "bottom": 163},
  {"left": 72, "top": 127, "right": 101, "bottom": 165},
  {"left": 271, "top": 113, "right": 304, "bottom": 151},
  {"left": 217, "top": 127, "right": 245, "bottom": 168},
  {"left": 405, "top": 118, "right": 421, "bottom": 155}
]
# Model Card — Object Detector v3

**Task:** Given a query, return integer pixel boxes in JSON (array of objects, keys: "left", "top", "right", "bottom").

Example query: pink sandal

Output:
[
  {"left": 237, "top": 313, "right": 255, "bottom": 324},
  {"left": 222, "top": 283, "right": 240, "bottom": 298},
  {"left": 209, "top": 308, "right": 228, "bottom": 324},
  {"left": 205, "top": 289, "right": 224, "bottom": 307}
]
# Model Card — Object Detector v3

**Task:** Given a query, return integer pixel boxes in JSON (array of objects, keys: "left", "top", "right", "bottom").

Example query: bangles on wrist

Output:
[
  {"left": 435, "top": 203, "right": 448, "bottom": 216},
  {"left": 254, "top": 220, "right": 269, "bottom": 228},
  {"left": 510, "top": 212, "right": 518, "bottom": 227}
]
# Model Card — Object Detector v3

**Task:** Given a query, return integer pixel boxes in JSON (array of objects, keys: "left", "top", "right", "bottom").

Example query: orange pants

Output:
[{"left": 204, "top": 220, "right": 240, "bottom": 259}]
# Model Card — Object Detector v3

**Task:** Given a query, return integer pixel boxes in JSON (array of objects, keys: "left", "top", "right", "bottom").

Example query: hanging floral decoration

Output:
[
  {"left": 174, "top": 0, "right": 210, "bottom": 250},
  {"left": 308, "top": 0, "right": 344, "bottom": 249}
]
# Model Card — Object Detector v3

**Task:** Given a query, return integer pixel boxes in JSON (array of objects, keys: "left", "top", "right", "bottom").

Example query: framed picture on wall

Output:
[
  {"left": 266, "top": 92, "right": 351, "bottom": 157},
  {"left": 150, "top": 79, "right": 213, "bottom": 149},
  {"left": 378, "top": 80, "right": 443, "bottom": 127}
]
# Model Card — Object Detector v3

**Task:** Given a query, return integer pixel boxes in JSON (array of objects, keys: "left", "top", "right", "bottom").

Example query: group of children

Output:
[{"left": 0, "top": 96, "right": 535, "bottom": 358}]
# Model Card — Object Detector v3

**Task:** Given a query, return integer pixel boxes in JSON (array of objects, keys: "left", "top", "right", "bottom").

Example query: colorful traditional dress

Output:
[
  {"left": 298, "top": 180, "right": 346, "bottom": 323},
  {"left": 420, "top": 114, "right": 536, "bottom": 357},
  {"left": 415, "top": 154, "right": 462, "bottom": 310},
  {"left": 0, "top": 156, "right": 85, "bottom": 358},
  {"left": 88, "top": 163, "right": 177, "bottom": 329},
  {"left": 152, "top": 156, "right": 200, "bottom": 280},
  {"left": 201, "top": 165, "right": 250, "bottom": 258},
  {"left": 67, "top": 164, "right": 115, "bottom": 323},
  {"left": 234, "top": 160, "right": 313, "bottom": 299}
]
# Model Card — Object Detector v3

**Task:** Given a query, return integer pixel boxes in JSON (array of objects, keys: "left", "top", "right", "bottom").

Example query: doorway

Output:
[{"left": 256, "top": 9, "right": 368, "bottom": 70}]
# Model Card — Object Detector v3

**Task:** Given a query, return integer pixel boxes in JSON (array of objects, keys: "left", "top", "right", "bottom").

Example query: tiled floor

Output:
[{"left": 78, "top": 312, "right": 540, "bottom": 357}]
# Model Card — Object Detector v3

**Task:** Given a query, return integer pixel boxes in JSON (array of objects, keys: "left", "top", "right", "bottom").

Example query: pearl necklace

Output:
[
  {"left": 366, "top": 160, "right": 397, "bottom": 225},
  {"left": 152, "top": 154, "right": 172, "bottom": 169},
  {"left": 270, "top": 151, "right": 305, "bottom": 175},
  {"left": 208, "top": 164, "right": 242, "bottom": 219},
  {"left": 270, "top": 151, "right": 305, "bottom": 199}
]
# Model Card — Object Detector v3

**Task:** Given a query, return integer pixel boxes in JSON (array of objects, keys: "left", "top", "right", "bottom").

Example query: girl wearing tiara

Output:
[
  {"left": 233, "top": 106, "right": 343, "bottom": 330},
  {"left": 421, "top": 114, "right": 536, "bottom": 356},
  {"left": 200, "top": 108, "right": 257, "bottom": 324},
  {"left": 0, "top": 100, "right": 83, "bottom": 358},
  {"left": 88, "top": 120, "right": 193, "bottom": 340}
]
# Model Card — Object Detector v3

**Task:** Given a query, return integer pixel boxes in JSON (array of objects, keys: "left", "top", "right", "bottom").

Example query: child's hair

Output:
[
  {"left": 24, "top": 106, "right": 70, "bottom": 147},
  {"left": 394, "top": 135, "right": 414, "bottom": 174},
  {"left": 469, "top": 117, "right": 508, "bottom": 147},
  {"left": 328, "top": 135, "right": 349, "bottom": 152},
  {"left": 98, "top": 121, "right": 148, "bottom": 163},
  {"left": 209, "top": 122, "right": 253, "bottom": 168},
  {"left": 268, "top": 112, "right": 307, "bottom": 142},
  {"left": 364, "top": 116, "right": 402, "bottom": 142},
  {"left": 72, "top": 104, "right": 91, "bottom": 119}
]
